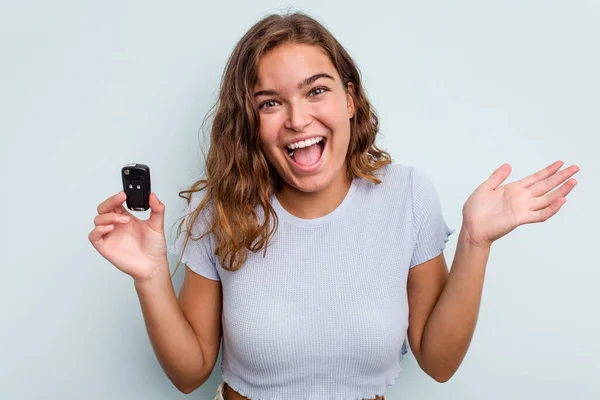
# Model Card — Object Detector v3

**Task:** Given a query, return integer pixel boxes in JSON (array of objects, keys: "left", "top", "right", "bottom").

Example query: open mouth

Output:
[{"left": 284, "top": 137, "right": 327, "bottom": 167}]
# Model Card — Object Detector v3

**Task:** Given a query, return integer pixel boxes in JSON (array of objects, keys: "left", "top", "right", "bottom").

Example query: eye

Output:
[
  {"left": 258, "top": 100, "right": 280, "bottom": 110},
  {"left": 309, "top": 87, "right": 329, "bottom": 97}
]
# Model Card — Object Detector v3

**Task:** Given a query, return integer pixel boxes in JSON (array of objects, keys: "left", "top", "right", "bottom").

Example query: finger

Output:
[
  {"left": 88, "top": 224, "right": 115, "bottom": 244},
  {"left": 148, "top": 193, "right": 165, "bottom": 232},
  {"left": 529, "top": 165, "right": 580, "bottom": 197},
  {"left": 94, "top": 212, "right": 131, "bottom": 227},
  {"left": 518, "top": 161, "right": 564, "bottom": 188},
  {"left": 523, "top": 198, "right": 567, "bottom": 224},
  {"left": 484, "top": 163, "right": 512, "bottom": 190},
  {"left": 530, "top": 179, "right": 577, "bottom": 211},
  {"left": 97, "top": 191, "right": 128, "bottom": 215}
]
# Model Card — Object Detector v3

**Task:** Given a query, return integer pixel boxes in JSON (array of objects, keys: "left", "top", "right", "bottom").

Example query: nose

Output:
[{"left": 284, "top": 100, "right": 312, "bottom": 132}]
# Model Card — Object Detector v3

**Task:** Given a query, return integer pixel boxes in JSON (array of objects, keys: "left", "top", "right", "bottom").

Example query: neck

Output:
[{"left": 276, "top": 172, "right": 352, "bottom": 220}]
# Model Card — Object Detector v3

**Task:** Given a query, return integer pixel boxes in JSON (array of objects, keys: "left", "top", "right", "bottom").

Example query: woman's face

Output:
[{"left": 254, "top": 42, "right": 355, "bottom": 195}]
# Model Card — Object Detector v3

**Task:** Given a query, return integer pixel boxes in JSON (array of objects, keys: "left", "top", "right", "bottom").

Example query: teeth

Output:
[{"left": 287, "top": 136, "right": 323, "bottom": 150}]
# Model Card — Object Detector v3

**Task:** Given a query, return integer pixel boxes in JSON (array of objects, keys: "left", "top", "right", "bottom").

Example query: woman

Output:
[{"left": 89, "top": 12, "right": 579, "bottom": 400}]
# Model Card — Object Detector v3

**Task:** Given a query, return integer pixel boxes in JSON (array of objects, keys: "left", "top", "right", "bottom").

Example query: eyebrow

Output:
[{"left": 253, "top": 73, "right": 335, "bottom": 97}]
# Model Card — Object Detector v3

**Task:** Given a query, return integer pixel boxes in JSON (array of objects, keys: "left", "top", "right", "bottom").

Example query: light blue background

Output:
[{"left": 1, "top": 0, "right": 598, "bottom": 398}]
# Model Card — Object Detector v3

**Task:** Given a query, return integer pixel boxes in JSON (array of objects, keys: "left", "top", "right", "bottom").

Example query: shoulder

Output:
[
  {"left": 372, "top": 162, "right": 425, "bottom": 182},
  {"left": 353, "top": 163, "right": 416, "bottom": 214},
  {"left": 367, "top": 162, "right": 418, "bottom": 194},
  {"left": 186, "top": 186, "right": 210, "bottom": 210},
  {"left": 362, "top": 163, "right": 443, "bottom": 212},
  {"left": 408, "top": 167, "right": 442, "bottom": 203},
  {"left": 180, "top": 187, "right": 215, "bottom": 237},
  {"left": 373, "top": 162, "right": 410, "bottom": 179}
]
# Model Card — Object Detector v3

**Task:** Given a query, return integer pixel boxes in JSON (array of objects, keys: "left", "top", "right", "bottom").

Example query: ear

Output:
[{"left": 346, "top": 82, "right": 356, "bottom": 119}]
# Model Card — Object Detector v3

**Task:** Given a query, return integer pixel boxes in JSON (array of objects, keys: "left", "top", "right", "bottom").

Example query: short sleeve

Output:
[
  {"left": 409, "top": 168, "right": 455, "bottom": 268},
  {"left": 167, "top": 190, "right": 220, "bottom": 281}
]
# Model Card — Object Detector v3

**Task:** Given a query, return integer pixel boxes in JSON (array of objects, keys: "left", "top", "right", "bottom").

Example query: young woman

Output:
[{"left": 89, "top": 12, "right": 579, "bottom": 400}]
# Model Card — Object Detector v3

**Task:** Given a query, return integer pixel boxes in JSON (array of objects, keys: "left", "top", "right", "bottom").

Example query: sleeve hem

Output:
[
  {"left": 168, "top": 244, "right": 221, "bottom": 281},
  {"left": 409, "top": 226, "right": 455, "bottom": 269}
]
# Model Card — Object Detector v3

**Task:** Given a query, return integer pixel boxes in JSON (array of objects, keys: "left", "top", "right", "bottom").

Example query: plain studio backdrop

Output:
[{"left": 1, "top": 0, "right": 598, "bottom": 399}]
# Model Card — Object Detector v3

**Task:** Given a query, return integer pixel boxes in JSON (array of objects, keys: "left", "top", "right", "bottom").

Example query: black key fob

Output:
[{"left": 121, "top": 163, "right": 151, "bottom": 211}]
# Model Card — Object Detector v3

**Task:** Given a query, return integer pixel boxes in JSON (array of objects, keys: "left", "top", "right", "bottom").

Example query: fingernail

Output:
[{"left": 119, "top": 216, "right": 130, "bottom": 222}]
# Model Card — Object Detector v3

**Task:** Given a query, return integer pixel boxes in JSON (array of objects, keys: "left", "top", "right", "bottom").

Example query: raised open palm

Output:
[{"left": 462, "top": 161, "right": 579, "bottom": 248}]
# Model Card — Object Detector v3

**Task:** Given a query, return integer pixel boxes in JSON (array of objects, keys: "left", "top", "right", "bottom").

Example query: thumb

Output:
[
  {"left": 148, "top": 192, "right": 165, "bottom": 231},
  {"left": 484, "top": 163, "right": 512, "bottom": 190}
]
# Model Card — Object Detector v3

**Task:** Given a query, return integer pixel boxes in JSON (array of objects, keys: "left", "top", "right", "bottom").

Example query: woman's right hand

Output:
[{"left": 88, "top": 191, "right": 169, "bottom": 283}]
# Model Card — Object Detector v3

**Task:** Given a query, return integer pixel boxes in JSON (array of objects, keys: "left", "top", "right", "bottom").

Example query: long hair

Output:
[{"left": 171, "top": 11, "right": 391, "bottom": 276}]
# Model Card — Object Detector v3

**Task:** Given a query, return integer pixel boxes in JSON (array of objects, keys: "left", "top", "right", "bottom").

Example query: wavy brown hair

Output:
[{"left": 171, "top": 11, "right": 391, "bottom": 276}]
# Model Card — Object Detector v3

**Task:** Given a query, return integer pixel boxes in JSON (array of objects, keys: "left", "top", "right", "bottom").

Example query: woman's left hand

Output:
[{"left": 461, "top": 161, "right": 580, "bottom": 248}]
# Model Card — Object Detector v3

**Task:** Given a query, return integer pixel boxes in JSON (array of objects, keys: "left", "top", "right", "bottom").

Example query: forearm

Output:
[
  {"left": 420, "top": 225, "right": 491, "bottom": 381},
  {"left": 134, "top": 262, "right": 206, "bottom": 392}
]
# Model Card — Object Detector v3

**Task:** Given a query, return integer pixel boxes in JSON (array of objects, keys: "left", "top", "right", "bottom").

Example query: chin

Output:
[
  {"left": 288, "top": 180, "right": 327, "bottom": 194},
  {"left": 283, "top": 169, "right": 341, "bottom": 194}
]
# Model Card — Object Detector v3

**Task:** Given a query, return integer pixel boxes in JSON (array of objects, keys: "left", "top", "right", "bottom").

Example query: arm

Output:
[
  {"left": 407, "top": 161, "right": 577, "bottom": 382},
  {"left": 407, "top": 226, "right": 490, "bottom": 383},
  {"left": 134, "top": 262, "right": 222, "bottom": 393}
]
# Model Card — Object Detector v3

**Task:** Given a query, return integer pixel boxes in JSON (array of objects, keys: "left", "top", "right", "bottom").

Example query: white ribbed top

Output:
[{"left": 168, "top": 163, "right": 454, "bottom": 400}]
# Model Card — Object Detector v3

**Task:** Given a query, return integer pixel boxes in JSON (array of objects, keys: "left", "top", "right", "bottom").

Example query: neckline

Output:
[{"left": 271, "top": 178, "right": 360, "bottom": 227}]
